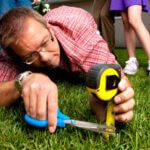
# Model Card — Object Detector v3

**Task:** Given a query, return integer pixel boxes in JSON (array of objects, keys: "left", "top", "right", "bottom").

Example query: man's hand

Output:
[
  {"left": 21, "top": 73, "right": 58, "bottom": 133},
  {"left": 32, "top": 0, "right": 41, "bottom": 5},
  {"left": 113, "top": 76, "right": 135, "bottom": 122},
  {"left": 89, "top": 76, "right": 135, "bottom": 123}
]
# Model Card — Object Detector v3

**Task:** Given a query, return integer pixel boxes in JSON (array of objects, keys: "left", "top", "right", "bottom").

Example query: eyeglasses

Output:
[{"left": 23, "top": 31, "right": 54, "bottom": 65}]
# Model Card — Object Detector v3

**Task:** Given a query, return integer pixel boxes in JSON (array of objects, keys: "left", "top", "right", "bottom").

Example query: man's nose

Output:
[{"left": 39, "top": 50, "right": 49, "bottom": 62}]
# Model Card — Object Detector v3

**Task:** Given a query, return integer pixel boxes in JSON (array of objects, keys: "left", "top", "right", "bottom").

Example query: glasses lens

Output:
[
  {"left": 24, "top": 52, "right": 39, "bottom": 65},
  {"left": 23, "top": 30, "right": 53, "bottom": 65}
]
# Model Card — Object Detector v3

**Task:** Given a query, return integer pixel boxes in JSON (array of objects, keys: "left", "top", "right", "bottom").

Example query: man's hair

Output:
[{"left": 0, "top": 7, "right": 47, "bottom": 48}]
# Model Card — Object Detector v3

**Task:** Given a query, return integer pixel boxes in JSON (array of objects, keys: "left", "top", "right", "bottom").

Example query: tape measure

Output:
[
  {"left": 86, "top": 64, "right": 121, "bottom": 139},
  {"left": 86, "top": 64, "right": 121, "bottom": 101}
]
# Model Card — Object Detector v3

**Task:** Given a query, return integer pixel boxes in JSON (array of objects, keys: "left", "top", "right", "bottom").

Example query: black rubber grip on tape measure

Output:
[{"left": 86, "top": 64, "right": 121, "bottom": 89}]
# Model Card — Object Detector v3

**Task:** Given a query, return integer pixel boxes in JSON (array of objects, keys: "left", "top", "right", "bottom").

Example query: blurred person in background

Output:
[
  {"left": 110, "top": 0, "right": 150, "bottom": 75},
  {"left": 92, "top": 0, "right": 116, "bottom": 57}
]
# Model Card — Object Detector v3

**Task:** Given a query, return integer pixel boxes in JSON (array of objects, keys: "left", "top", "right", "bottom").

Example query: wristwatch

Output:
[{"left": 15, "top": 71, "right": 32, "bottom": 94}]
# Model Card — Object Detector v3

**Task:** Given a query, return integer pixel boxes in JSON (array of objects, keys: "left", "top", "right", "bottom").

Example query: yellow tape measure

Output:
[
  {"left": 86, "top": 64, "right": 120, "bottom": 101},
  {"left": 86, "top": 64, "right": 121, "bottom": 138}
]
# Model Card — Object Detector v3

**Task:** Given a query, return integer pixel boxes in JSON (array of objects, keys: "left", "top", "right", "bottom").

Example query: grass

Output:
[{"left": 0, "top": 49, "right": 150, "bottom": 150}]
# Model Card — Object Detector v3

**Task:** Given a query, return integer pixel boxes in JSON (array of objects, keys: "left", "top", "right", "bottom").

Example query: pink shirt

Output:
[{"left": 0, "top": 6, "right": 122, "bottom": 82}]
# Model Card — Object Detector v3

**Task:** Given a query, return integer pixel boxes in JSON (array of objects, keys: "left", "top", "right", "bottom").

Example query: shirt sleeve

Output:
[
  {"left": 0, "top": 51, "right": 20, "bottom": 82},
  {"left": 44, "top": 6, "right": 124, "bottom": 77},
  {"left": 44, "top": 6, "right": 97, "bottom": 42}
]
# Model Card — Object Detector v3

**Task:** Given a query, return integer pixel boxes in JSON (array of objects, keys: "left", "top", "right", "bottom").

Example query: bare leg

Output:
[
  {"left": 121, "top": 11, "right": 136, "bottom": 58},
  {"left": 128, "top": 5, "right": 150, "bottom": 60}
]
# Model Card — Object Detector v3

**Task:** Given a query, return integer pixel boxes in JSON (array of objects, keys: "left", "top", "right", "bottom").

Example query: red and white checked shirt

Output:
[{"left": 0, "top": 6, "right": 122, "bottom": 82}]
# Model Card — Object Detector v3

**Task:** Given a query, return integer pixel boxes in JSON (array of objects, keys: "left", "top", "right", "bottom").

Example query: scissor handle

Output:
[{"left": 24, "top": 109, "right": 70, "bottom": 128}]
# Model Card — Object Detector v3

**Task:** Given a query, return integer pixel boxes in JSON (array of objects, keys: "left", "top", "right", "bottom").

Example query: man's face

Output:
[{"left": 11, "top": 18, "right": 60, "bottom": 68}]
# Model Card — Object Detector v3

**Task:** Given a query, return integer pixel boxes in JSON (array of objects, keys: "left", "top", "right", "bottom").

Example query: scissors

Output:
[{"left": 24, "top": 109, "right": 115, "bottom": 135}]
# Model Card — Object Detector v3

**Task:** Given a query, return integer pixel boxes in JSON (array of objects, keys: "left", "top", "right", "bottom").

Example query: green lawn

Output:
[{"left": 0, "top": 49, "right": 150, "bottom": 150}]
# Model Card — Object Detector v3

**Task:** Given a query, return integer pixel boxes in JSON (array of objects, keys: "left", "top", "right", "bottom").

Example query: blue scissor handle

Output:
[{"left": 24, "top": 109, "right": 70, "bottom": 128}]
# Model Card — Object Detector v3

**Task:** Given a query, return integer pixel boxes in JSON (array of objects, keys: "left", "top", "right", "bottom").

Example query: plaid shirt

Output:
[{"left": 0, "top": 6, "right": 121, "bottom": 82}]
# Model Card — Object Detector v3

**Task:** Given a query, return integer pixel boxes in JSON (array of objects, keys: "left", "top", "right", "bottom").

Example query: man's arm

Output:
[
  {"left": 0, "top": 51, "right": 21, "bottom": 106},
  {"left": 0, "top": 72, "right": 58, "bottom": 133},
  {"left": 0, "top": 80, "right": 20, "bottom": 106},
  {"left": 0, "top": 73, "right": 58, "bottom": 133},
  {"left": 0, "top": 51, "right": 58, "bottom": 133}
]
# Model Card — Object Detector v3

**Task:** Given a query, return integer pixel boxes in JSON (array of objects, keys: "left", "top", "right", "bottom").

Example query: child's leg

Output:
[
  {"left": 121, "top": 11, "right": 139, "bottom": 75},
  {"left": 121, "top": 11, "right": 136, "bottom": 58},
  {"left": 128, "top": 5, "right": 150, "bottom": 60}
]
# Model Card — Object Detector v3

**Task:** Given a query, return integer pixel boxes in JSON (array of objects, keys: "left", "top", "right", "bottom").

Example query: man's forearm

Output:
[{"left": 0, "top": 80, "right": 20, "bottom": 106}]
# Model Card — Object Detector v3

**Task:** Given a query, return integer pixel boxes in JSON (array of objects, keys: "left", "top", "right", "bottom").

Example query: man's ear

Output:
[
  {"left": 50, "top": 28, "right": 55, "bottom": 36},
  {"left": 46, "top": 22, "right": 55, "bottom": 36},
  {"left": 46, "top": 22, "right": 51, "bottom": 29}
]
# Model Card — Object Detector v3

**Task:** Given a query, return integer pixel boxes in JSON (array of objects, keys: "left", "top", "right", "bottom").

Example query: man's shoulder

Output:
[
  {"left": 44, "top": 5, "right": 96, "bottom": 33},
  {"left": 44, "top": 5, "right": 92, "bottom": 21},
  {"left": 45, "top": 5, "right": 88, "bottom": 14}
]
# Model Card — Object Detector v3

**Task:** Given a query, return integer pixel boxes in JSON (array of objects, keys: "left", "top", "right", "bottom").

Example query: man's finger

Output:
[
  {"left": 36, "top": 88, "right": 47, "bottom": 120},
  {"left": 114, "top": 98, "right": 135, "bottom": 113},
  {"left": 114, "top": 87, "right": 134, "bottom": 104},
  {"left": 47, "top": 86, "right": 58, "bottom": 133},
  {"left": 118, "top": 76, "right": 131, "bottom": 91},
  {"left": 22, "top": 87, "right": 30, "bottom": 115},
  {"left": 115, "top": 111, "right": 134, "bottom": 122},
  {"left": 29, "top": 86, "right": 38, "bottom": 118}
]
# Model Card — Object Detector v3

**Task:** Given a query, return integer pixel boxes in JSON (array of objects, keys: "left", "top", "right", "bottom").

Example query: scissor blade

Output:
[{"left": 64, "top": 120, "right": 115, "bottom": 134}]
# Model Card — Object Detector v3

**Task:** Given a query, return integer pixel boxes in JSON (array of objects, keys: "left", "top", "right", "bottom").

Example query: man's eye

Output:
[
  {"left": 24, "top": 52, "right": 37, "bottom": 60},
  {"left": 43, "top": 41, "right": 49, "bottom": 47},
  {"left": 30, "top": 52, "right": 37, "bottom": 58}
]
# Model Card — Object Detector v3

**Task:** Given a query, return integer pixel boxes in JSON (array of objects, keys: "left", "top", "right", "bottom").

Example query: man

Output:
[
  {"left": 92, "top": 0, "right": 116, "bottom": 55},
  {"left": 0, "top": 6, "right": 135, "bottom": 133}
]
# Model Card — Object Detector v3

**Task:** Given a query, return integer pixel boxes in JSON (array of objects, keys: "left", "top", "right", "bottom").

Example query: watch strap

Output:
[{"left": 15, "top": 71, "right": 32, "bottom": 94}]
